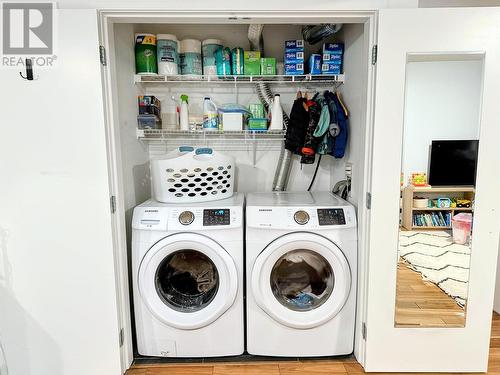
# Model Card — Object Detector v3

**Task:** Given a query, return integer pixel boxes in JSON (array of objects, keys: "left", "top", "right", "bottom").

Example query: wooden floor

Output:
[
  {"left": 127, "top": 312, "right": 500, "bottom": 375},
  {"left": 395, "top": 261, "right": 466, "bottom": 327}
]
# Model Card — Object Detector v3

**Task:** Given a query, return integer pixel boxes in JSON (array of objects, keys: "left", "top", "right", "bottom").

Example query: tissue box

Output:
[
  {"left": 285, "top": 62, "right": 304, "bottom": 75},
  {"left": 260, "top": 58, "right": 276, "bottom": 75},
  {"left": 284, "top": 50, "right": 304, "bottom": 63},
  {"left": 285, "top": 39, "right": 304, "bottom": 51},
  {"left": 323, "top": 43, "right": 344, "bottom": 55},
  {"left": 244, "top": 51, "right": 261, "bottom": 75},
  {"left": 221, "top": 112, "right": 243, "bottom": 131}
]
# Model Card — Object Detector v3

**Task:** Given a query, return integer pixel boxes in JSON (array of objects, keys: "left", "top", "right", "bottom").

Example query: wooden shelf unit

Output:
[{"left": 401, "top": 185, "right": 474, "bottom": 230}]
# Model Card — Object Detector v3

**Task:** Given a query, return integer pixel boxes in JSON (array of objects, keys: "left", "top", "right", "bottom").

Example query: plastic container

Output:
[
  {"left": 451, "top": 213, "right": 473, "bottom": 245},
  {"left": 135, "top": 33, "right": 157, "bottom": 74},
  {"left": 269, "top": 94, "right": 283, "bottom": 130},
  {"left": 203, "top": 97, "right": 219, "bottom": 131},
  {"left": 161, "top": 96, "right": 178, "bottom": 130},
  {"left": 202, "top": 39, "right": 222, "bottom": 76},
  {"left": 157, "top": 34, "right": 178, "bottom": 75},
  {"left": 151, "top": 147, "right": 235, "bottom": 203},
  {"left": 179, "top": 94, "right": 189, "bottom": 131},
  {"left": 179, "top": 39, "right": 202, "bottom": 76}
]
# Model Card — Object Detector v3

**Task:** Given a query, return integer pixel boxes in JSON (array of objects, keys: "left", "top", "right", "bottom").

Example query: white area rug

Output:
[{"left": 399, "top": 230, "right": 471, "bottom": 307}]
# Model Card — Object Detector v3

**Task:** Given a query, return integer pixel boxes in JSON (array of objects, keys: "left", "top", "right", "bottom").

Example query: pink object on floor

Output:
[{"left": 452, "top": 213, "right": 473, "bottom": 245}]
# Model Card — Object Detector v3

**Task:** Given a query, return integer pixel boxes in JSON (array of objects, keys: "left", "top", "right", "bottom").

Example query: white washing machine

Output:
[
  {"left": 131, "top": 193, "right": 244, "bottom": 357},
  {"left": 246, "top": 192, "right": 357, "bottom": 357}
]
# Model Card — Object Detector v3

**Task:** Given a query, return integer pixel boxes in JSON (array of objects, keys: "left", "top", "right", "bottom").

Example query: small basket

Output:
[{"left": 151, "top": 146, "right": 235, "bottom": 203}]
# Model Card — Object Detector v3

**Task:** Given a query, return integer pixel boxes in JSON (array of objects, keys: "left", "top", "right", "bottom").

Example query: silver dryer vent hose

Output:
[{"left": 249, "top": 24, "right": 292, "bottom": 191}]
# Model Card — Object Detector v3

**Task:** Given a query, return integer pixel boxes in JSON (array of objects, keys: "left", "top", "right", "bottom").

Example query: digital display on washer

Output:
[
  {"left": 203, "top": 209, "right": 230, "bottom": 226},
  {"left": 317, "top": 208, "right": 346, "bottom": 225}
]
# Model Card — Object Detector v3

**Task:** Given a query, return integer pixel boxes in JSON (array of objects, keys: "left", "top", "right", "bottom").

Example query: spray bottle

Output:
[{"left": 179, "top": 94, "right": 189, "bottom": 131}]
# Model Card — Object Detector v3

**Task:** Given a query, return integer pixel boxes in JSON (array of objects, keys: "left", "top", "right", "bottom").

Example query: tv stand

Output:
[{"left": 401, "top": 185, "right": 474, "bottom": 230}]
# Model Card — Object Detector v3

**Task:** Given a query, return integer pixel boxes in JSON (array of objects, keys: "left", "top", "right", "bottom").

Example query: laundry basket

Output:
[{"left": 151, "top": 146, "right": 235, "bottom": 203}]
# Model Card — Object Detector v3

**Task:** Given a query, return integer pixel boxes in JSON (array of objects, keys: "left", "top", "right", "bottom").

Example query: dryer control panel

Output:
[{"left": 246, "top": 206, "right": 356, "bottom": 230}]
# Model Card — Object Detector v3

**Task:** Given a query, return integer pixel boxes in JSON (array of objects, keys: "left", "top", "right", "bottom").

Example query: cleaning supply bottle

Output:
[
  {"left": 179, "top": 94, "right": 189, "bottom": 131},
  {"left": 269, "top": 94, "right": 284, "bottom": 130},
  {"left": 203, "top": 97, "right": 219, "bottom": 131}
]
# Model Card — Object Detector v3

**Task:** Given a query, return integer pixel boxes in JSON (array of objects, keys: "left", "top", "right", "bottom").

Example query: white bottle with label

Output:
[
  {"left": 269, "top": 94, "right": 284, "bottom": 131},
  {"left": 179, "top": 94, "right": 189, "bottom": 131},
  {"left": 203, "top": 97, "right": 219, "bottom": 131}
]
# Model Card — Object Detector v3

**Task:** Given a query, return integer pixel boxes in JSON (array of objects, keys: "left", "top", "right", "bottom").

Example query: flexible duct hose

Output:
[{"left": 249, "top": 25, "right": 293, "bottom": 191}]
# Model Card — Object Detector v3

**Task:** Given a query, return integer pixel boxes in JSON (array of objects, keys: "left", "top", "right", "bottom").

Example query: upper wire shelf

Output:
[{"left": 134, "top": 74, "right": 344, "bottom": 85}]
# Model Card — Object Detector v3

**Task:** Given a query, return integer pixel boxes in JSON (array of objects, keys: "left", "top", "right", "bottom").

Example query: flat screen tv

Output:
[{"left": 428, "top": 140, "right": 479, "bottom": 186}]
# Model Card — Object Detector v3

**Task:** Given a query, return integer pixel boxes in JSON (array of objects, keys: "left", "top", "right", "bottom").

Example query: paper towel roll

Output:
[{"left": 157, "top": 34, "right": 179, "bottom": 75}]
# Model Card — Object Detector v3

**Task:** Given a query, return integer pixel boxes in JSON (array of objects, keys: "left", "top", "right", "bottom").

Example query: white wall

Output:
[{"left": 401, "top": 60, "right": 482, "bottom": 183}]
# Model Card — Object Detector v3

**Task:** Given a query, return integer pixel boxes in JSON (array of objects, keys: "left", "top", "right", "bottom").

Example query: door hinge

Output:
[
  {"left": 99, "top": 45, "right": 107, "bottom": 66},
  {"left": 110, "top": 195, "right": 116, "bottom": 214},
  {"left": 119, "top": 328, "right": 124, "bottom": 347},
  {"left": 366, "top": 192, "right": 372, "bottom": 209},
  {"left": 362, "top": 322, "right": 367, "bottom": 340},
  {"left": 371, "top": 45, "right": 377, "bottom": 65}
]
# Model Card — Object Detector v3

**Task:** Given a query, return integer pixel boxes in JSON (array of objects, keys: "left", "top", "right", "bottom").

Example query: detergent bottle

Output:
[{"left": 203, "top": 97, "right": 219, "bottom": 131}]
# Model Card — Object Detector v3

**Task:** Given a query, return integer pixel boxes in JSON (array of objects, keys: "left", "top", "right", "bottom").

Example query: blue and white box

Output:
[
  {"left": 322, "top": 53, "right": 342, "bottom": 63},
  {"left": 323, "top": 42, "right": 344, "bottom": 55},
  {"left": 309, "top": 54, "right": 322, "bottom": 74},
  {"left": 285, "top": 39, "right": 304, "bottom": 52},
  {"left": 285, "top": 62, "right": 304, "bottom": 75},
  {"left": 321, "top": 63, "right": 342, "bottom": 75},
  {"left": 284, "top": 50, "right": 305, "bottom": 63}
]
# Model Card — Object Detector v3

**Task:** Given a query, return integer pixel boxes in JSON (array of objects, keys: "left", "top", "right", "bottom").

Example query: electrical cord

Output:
[{"left": 307, "top": 154, "right": 322, "bottom": 191}]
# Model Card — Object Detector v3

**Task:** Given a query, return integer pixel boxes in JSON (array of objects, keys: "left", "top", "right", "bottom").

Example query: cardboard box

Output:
[
  {"left": 322, "top": 53, "right": 342, "bottom": 63},
  {"left": 284, "top": 50, "right": 304, "bottom": 63},
  {"left": 221, "top": 112, "right": 243, "bottom": 131},
  {"left": 244, "top": 51, "right": 261, "bottom": 75},
  {"left": 285, "top": 39, "right": 304, "bottom": 51},
  {"left": 321, "top": 63, "right": 342, "bottom": 75},
  {"left": 248, "top": 118, "right": 268, "bottom": 131},
  {"left": 285, "top": 62, "right": 304, "bottom": 75},
  {"left": 322, "top": 43, "right": 344, "bottom": 54},
  {"left": 260, "top": 58, "right": 276, "bottom": 75}
]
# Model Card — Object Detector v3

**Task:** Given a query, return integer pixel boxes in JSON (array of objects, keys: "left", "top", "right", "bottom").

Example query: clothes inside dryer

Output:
[
  {"left": 270, "top": 249, "right": 334, "bottom": 311},
  {"left": 155, "top": 250, "right": 219, "bottom": 312}
]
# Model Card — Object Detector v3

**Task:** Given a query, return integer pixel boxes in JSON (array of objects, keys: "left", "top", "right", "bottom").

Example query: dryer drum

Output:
[
  {"left": 155, "top": 250, "right": 219, "bottom": 312},
  {"left": 270, "top": 249, "right": 335, "bottom": 312}
]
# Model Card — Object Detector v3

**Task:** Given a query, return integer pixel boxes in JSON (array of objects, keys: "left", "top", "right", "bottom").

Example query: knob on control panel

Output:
[
  {"left": 294, "top": 210, "right": 310, "bottom": 225},
  {"left": 179, "top": 211, "right": 195, "bottom": 225}
]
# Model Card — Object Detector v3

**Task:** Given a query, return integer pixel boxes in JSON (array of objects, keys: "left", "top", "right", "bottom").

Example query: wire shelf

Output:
[
  {"left": 137, "top": 129, "right": 285, "bottom": 140},
  {"left": 134, "top": 74, "right": 344, "bottom": 85}
]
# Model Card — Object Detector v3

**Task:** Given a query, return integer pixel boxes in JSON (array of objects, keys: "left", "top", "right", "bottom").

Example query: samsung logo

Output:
[
  {"left": 259, "top": 209, "right": 273, "bottom": 212},
  {"left": 145, "top": 209, "right": 158, "bottom": 213}
]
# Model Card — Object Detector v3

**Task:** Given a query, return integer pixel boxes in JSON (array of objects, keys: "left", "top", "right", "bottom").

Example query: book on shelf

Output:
[{"left": 412, "top": 211, "right": 451, "bottom": 227}]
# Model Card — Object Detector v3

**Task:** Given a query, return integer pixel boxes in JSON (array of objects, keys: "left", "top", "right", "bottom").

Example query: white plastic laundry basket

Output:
[{"left": 151, "top": 146, "right": 235, "bottom": 203}]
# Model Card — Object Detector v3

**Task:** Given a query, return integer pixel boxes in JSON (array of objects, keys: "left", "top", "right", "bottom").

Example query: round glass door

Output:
[
  {"left": 155, "top": 250, "right": 219, "bottom": 313},
  {"left": 139, "top": 233, "right": 238, "bottom": 330},
  {"left": 270, "top": 249, "right": 334, "bottom": 312},
  {"left": 251, "top": 233, "right": 351, "bottom": 329}
]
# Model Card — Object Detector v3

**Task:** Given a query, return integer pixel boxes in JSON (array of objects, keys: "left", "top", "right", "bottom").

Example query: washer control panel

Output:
[
  {"left": 203, "top": 209, "right": 230, "bottom": 226},
  {"left": 293, "top": 210, "right": 310, "bottom": 225},
  {"left": 178, "top": 210, "right": 195, "bottom": 225},
  {"left": 317, "top": 208, "right": 346, "bottom": 225}
]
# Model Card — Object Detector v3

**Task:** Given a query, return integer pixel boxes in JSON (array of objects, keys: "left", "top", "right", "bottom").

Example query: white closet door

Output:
[
  {"left": 365, "top": 8, "right": 500, "bottom": 372},
  {"left": 0, "top": 9, "right": 122, "bottom": 375}
]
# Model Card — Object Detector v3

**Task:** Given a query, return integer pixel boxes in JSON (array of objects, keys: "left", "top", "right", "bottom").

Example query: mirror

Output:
[{"left": 394, "top": 55, "right": 483, "bottom": 328}]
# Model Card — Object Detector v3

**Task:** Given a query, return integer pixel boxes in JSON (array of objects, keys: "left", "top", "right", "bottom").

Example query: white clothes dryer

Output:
[
  {"left": 132, "top": 193, "right": 244, "bottom": 357},
  {"left": 246, "top": 192, "right": 357, "bottom": 357}
]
